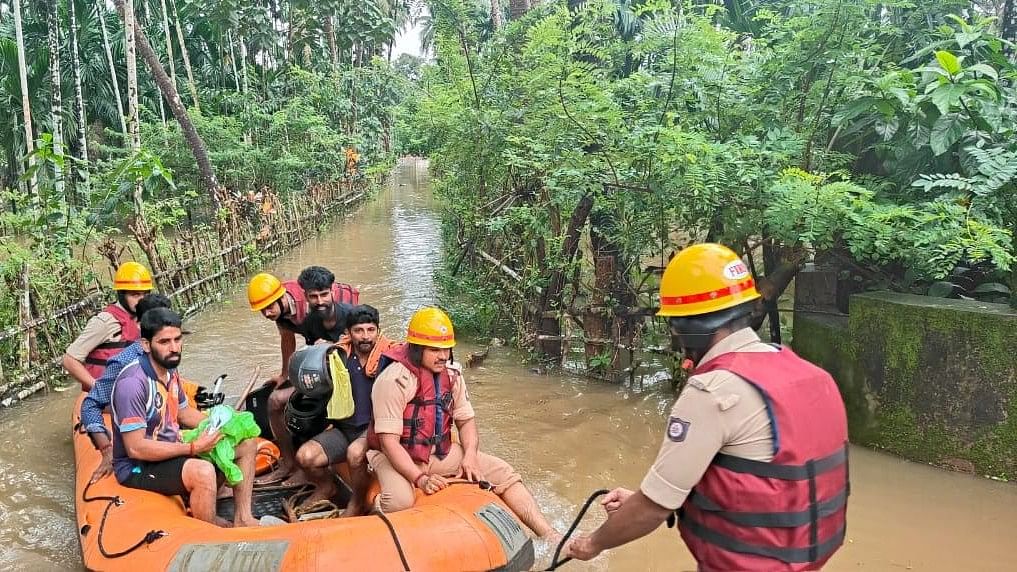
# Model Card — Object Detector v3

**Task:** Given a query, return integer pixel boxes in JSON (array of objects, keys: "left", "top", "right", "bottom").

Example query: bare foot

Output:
[
  {"left": 234, "top": 516, "right": 261, "bottom": 528},
  {"left": 339, "top": 501, "right": 363, "bottom": 518},
  {"left": 255, "top": 463, "right": 295, "bottom": 486},
  {"left": 298, "top": 483, "right": 338, "bottom": 511},
  {"left": 213, "top": 516, "right": 234, "bottom": 528},
  {"left": 280, "top": 468, "right": 311, "bottom": 487}
]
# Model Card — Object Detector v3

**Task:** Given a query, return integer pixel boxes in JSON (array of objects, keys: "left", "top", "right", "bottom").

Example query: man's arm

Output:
[
  {"left": 455, "top": 417, "right": 480, "bottom": 458},
  {"left": 275, "top": 325, "right": 297, "bottom": 384},
  {"left": 177, "top": 405, "right": 206, "bottom": 430},
  {"left": 583, "top": 491, "right": 672, "bottom": 555},
  {"left": 378, "top": 433, "right": 427, "bottom": 485},
  {"left": 63, "top": 354, "right": 96, "bottom": 391},
  {"left": 121, "top": 427, "right": 192, "bottom": 462}
]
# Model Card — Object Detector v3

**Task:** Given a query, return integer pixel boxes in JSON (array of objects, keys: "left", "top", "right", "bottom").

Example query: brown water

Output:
[{"left": 2, "top": 158, "right": 1016, "bottom": 571}]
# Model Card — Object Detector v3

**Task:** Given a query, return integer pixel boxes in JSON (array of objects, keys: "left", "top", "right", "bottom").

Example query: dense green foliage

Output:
[
  {"left": 1, "top": 0, "right": 415, "bottom": 329},
  {"left": 399, "top": 0, "right": 1017, "bottom": 342}
]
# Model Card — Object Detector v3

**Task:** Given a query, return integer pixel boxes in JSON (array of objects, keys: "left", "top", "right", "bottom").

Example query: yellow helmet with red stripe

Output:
[
  {"left": 406, "top": 307, "right": 456, "bottom": 348},
  {"left": 657, "top": 243, "right": 760, "bottom": 317},
  {"left": 113, "top": 261, "right": 154, "bottom": 291}
]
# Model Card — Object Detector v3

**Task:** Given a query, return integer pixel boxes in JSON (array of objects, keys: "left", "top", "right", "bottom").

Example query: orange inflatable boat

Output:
[{"left": 72, "top": 394, "right": 535, "bottom": 571}]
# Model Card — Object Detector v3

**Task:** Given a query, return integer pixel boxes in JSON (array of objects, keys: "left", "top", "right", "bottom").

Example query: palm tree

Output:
[
  {"left": 97, "top": 0, "right": 128, "bottom": 135},
  {"left": 172, "top": 0, "right": 200, "bottom": 110},
  {"left": 47, "top": 0, "right": 66, "bottom": 197},
  {"left": 13, "top": 0, "right": 37, "bottom": 195},
  {"left": 69, "top": 0, "right": 90, "bottom": 177},
  {"left": 116, "top": 0, "right": 224, "bottom": 207}
]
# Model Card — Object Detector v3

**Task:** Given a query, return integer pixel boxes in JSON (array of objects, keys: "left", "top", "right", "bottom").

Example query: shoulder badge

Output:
[{"left": 666, "top": 416, "right": 691, "bottom": 442}]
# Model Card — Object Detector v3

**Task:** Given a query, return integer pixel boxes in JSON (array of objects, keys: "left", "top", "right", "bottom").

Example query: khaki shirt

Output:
[
  {"left": 65, "top": 304, "right": 129, "bottom": 361},
  {"left": 640, "top": 328, "right": 777, "bottom": 510},
  {"left": 371, "top": 361, "right": 475, "bottom": 436}
]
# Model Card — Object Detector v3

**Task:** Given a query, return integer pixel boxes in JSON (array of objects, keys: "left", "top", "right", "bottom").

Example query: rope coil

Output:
[{"left": 82, "top": 479, "right": 167, "bottom": 559}]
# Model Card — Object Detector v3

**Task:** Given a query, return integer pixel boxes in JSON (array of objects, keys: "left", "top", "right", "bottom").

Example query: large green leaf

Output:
[
  {"left": 930, "top": 83, "right": 966, "bottom": 115},
  {"left": 935, "top": 50, "right": 962, "bottom": 75},
  {"left": 929, "top": 113, "right": 967, "bottom": 155}
]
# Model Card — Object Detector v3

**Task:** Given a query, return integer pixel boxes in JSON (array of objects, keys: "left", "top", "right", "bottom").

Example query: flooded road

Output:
[{"left": 2, "top": 158, "right": 1016, "bottom": 571}]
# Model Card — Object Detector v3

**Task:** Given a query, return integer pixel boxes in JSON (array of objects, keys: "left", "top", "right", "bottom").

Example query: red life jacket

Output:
[
  {"left": 84, "top": 304, "right": 140, "bottom": 378},
  {"left": 279, "top": 280, "right": 360, "bottom": 329},
  {"left": 677, "top": 347, "right": 849, "bottom": 572},
  {"left": 366, "top": 343, "right": 455, "bottom": 464}
]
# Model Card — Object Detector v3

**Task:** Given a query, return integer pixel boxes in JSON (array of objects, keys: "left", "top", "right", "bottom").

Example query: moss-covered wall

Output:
[{"left": 793, "top": 292, "right": 1017, "bottom": 479}]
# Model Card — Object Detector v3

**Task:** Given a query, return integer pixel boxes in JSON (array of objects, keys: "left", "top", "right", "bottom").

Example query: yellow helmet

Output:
[
  {"left": 248, "top": 273, "right": 286, "bottom": 311},
  {"left": 406, "top": 307, "right": 456, "bottom": 348},
  {"left": 657, "top": 243, "right": 761, "bottom": 317},
  {"left": 113, "top": 261, "right": 154, "bottom": 291}
]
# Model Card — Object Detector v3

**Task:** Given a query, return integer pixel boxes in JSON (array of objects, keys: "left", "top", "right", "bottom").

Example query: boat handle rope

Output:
[
  {"left": 370, "top": 478, "right": 495, "bottom": 571},
  {"left": 81, "top": 479, "right": 167, "bottom": 558},
  {"left": 546, "top": 488, "right": 611, "bottom": 571}
]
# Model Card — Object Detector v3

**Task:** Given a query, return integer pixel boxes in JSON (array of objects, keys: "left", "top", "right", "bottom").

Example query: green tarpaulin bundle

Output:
[{"left": 181, "top": 405, "right": 261, "bottom": 486}]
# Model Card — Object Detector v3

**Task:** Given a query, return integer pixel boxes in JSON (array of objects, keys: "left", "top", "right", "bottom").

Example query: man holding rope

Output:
[{"left": 562, "top": 244, "right": 849, "bottom": 571}]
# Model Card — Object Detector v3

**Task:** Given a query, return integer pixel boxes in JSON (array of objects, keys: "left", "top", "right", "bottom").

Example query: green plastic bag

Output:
[{"left": 181, "top": 405, "right": 261, "bottom": 486}]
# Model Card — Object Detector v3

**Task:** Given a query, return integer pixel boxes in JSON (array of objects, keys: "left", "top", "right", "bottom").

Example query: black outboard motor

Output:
[{"left": 194, "top": 374, "right": 227, "bottom": 410}]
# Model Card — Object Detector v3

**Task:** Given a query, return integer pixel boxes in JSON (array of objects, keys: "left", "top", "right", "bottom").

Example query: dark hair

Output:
[
  {"left": 298, "top": 266, "right": 335, "bottom": 292},
  {"left": 407, "top": 343, "right": 453, "bottom": 367},
  {"left": 346, "top": 304, "right": 380, "bottom": 329},
  {"left": 140, "top": 307, "right": 183, "bottom": 340},
  {"left": 135, "top": 293, "right": 172, "bottom": 321},
  {"left": 407, "top": 343, "right": 425, "bottom": 367}
]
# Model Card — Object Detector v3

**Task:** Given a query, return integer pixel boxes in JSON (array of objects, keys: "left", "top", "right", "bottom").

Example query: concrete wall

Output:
[{"left": 794, "top": 291, "right": 1017, "bottom": 479}]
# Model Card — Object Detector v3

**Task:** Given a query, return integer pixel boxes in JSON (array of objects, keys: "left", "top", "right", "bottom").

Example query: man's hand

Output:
[
  {"left": 562, "top": 534, "right": 602, "bottom": 561},
  {"left": 601, "top": 487, "right": 635, "bottom": 514},
  {"left": 421, "top": 474, "right": 448, "bottom": 495},
  {"left": 192, "top": 430, "right": 223, "bottom": 455},
  {"left": 89, "top": 448, "right": 114, "bottom": 484},
  {"left": 459, "top": 453, "right": 483, "bottom": 482}
]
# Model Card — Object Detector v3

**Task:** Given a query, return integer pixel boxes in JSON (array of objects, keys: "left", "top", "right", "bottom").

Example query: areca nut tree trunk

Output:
[
  {"left": 13, "top": 0, "right": 37, "bottom": 196},
  {"left": 70, "top": 0, "right": 90, "bottom": 195},
  {"left": 491, "top": 0, "right": 503, "bottom": 30},
  {"left": 97, "top": 0, "right": 128, "bottom": 135},
  {"left": 159, "top": 0, "right": 176, "bottom": 87},
  {"left": 324, "top": 15, "right": 339, "bottom": 71},
  {"left": 48, "top": 0, "right": 67, "bottom": 198},
  {"left": 172, "top": 0, "right": 200, "bottom": 111},
  {"left": 115, "top": 0, "right": 224, "bottom": 209}
]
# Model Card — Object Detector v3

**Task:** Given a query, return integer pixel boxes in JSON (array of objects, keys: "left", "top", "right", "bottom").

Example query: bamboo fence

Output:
[{"left": 0, "top": 175, "right": 375, "bottom": 408}]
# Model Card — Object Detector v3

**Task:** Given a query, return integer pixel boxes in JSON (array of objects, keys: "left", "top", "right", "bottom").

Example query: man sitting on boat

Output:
[
  {"left": 80, "top": 293, "right": 172, "bottom": 483},
  {"left": 246, "top": 267, "right": 358, "bottom": 486},
  {"left": 292, "top": 304, "right": 393, "bottom": 516},
  {"left": 366, "top": 307, "right": 562, "bottom": 543},
  {"left": 110, "top": 308, "right": 259, "bottom": 527}
]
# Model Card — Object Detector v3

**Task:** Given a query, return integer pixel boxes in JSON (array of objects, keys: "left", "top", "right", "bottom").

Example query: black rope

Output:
[
  {"left": 546, "top": 488, "right": 611, "bottom": 571},
  {"left": 81, "top": 479, "right": 166, "bottom": 559},
  {"left": 374, "top": 510, "right": 411, "bottom": 571}
]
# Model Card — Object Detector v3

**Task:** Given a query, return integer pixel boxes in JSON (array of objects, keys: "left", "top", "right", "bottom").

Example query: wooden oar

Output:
[{"left": 233, "top": 365, "right": 263, "bottom": 410}]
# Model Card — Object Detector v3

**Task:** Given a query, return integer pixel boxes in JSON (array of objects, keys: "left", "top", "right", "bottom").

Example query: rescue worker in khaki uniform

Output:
[
  {"left": 63, "top": 262, "right": 154, "bottom": 391},
  {"left": 366, "top": 307, "right": 562, "bottom": 544},
  {"left": 564, "top": 244, "right": 849, "bottom": 571}
]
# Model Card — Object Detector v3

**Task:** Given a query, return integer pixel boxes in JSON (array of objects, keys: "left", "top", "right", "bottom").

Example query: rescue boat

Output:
[{"left": 72, "top": 393, "right": 535, "bottom": 571}]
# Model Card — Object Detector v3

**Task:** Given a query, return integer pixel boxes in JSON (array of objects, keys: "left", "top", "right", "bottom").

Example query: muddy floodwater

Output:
[{"left": 2, "top": 158, "right": 1016, "bottom": 571}]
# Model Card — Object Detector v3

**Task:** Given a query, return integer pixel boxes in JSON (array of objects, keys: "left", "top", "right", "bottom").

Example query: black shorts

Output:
[
  {"left": 121, "top": 457, "right": 223, "bottom": 497},
  {"left": 311, "top": 423, "right": 368, "bottom": 465}
]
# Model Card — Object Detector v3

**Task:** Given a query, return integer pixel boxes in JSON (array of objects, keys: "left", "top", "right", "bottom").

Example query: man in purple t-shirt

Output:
[{"left": 111, "top": 308, "right": 259, "bottom": 527}]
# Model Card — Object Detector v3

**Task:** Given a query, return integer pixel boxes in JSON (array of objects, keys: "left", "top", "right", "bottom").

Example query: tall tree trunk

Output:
[
  {"left": 122, "top": 0, "right": 143, "bottom": 221},
  {"left": 116, "top": 0, "right": 224, "bottom": 208},
  {"left": 239, "top": 33, "right": 250, "bottom": 96},
  {"left": 70, "top": 0, "right": 90, "bottom": 198},
  {"left": 491, "top": 0, "right": 503, "bottom": 29},
  {"left": 508, "top": 0, "right": 530, "bottom": 20},
  {"left": 172, "top": 0, "right": 200, "bottom": 110},
  {"left": 1003, "top": 0, "right": 1017, "bottom": 60},
  {"left": 324, "top": 15, "right": 339, "bottom": 71},
  {"left": 98, "top": 1, "right": 128, "bottom": 135},
  {"left": 159, "top": 0, "right": 176, "bottom": 87},
  {"left": 14, "top": 0, "right": 37, "bottom": 197},
  {"left": 48, "top": 0, "right": 66, "bottom": 198},
  {"left": 228, "top": 31, "right": 241, "bottom": 92}
]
